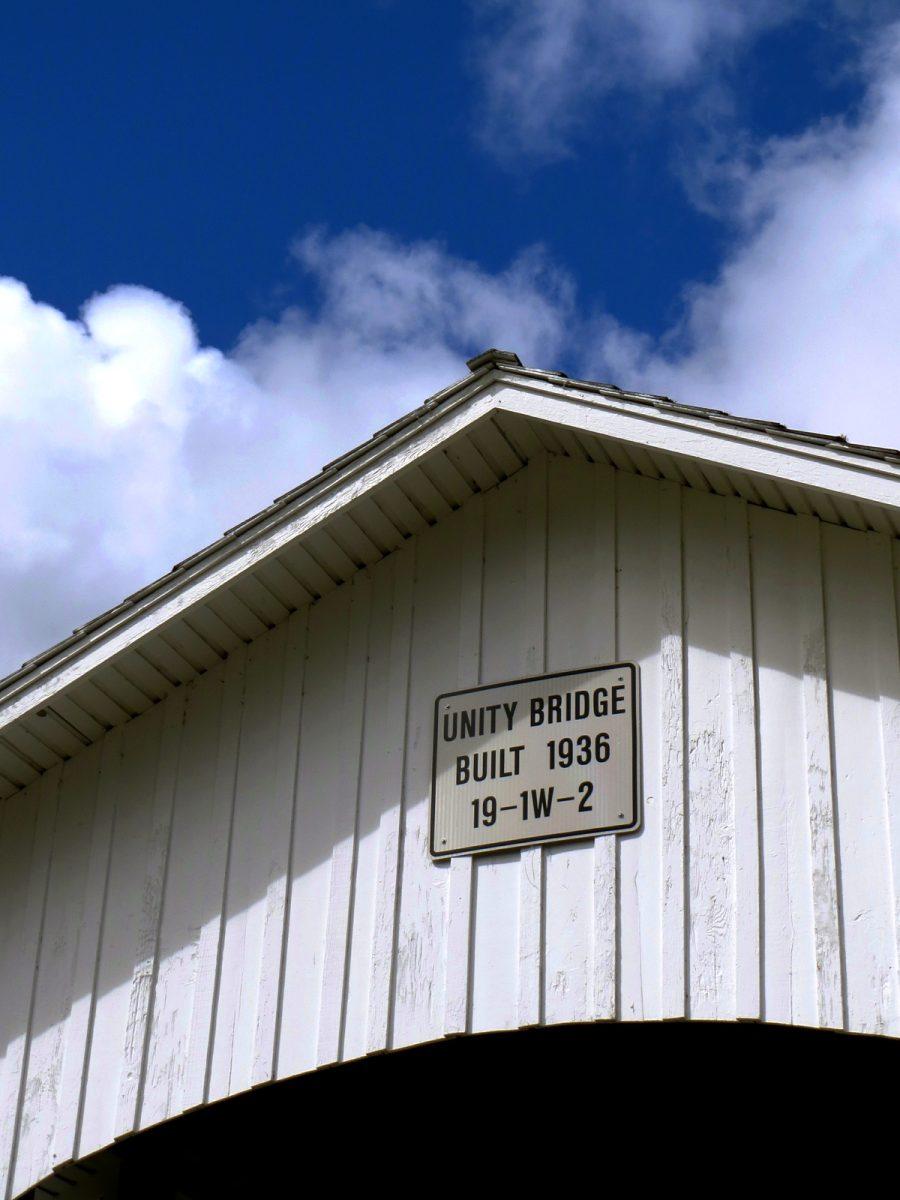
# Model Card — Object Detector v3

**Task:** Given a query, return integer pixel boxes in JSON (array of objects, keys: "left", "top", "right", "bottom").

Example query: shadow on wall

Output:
[{"left": 3, "top": 456, "right": 898, "bottom": 1189}]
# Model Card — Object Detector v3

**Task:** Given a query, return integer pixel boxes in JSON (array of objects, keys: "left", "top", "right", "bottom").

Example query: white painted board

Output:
[{"left": 5, "top": 451, "right": 900, "bottom": 1200}]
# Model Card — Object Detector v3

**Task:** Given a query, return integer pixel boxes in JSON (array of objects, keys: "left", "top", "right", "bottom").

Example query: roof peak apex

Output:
[{"left": 465, "top": 348, "right": 523, "bottom": 373}]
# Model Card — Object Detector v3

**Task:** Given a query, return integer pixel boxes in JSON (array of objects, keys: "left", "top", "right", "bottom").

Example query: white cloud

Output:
[
  {"left": 589, "top": 24, "right": 900, "bottom": 444},
  {"left": 0, "top": 234, "right": 569, "bottom": 675},
  {"left": 0, "top": 280, "right": 260, "bottom": 670},
  {"left": 4, "top": 25, "right": 900, "bottom": 678},
  {"left": 471, "top": 0, "right": 799, "bottom": 160}
]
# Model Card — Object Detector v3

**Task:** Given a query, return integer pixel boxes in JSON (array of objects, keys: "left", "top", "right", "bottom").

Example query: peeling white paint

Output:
[{"left": 1, "top": 455, "right": 898, "bottom": 1199}]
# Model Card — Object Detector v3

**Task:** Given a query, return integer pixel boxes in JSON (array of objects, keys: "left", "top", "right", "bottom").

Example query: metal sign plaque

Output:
[{"left": 430, "top": 663, "right": 640, "bottom": 858}]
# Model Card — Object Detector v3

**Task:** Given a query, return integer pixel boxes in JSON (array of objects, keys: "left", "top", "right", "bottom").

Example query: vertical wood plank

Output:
[
  {"left": 616, "top": 471, "right": 666, "bottom": 1022},
  {"left": 365, "top": 544, "right": 416, "bottom": 1054},
  {"left": 443, "top": 495, "right": 484, "bottom": 1037},
  {"left": 317, "top": 573, "right": 374, "bottom": 1066},
  {"left": 871, "top": 532, "right": 900, "bottom": 1036},
  {"left": 443, "top": 855, "right": 474, "bottom": 1035},
  {"left": 340, "top": 556, "right": 400, "bottom": 1060},
  {"left": 51, "top": 734, "right": 120, "bottom": 1165},
  {"left": 0, "top": 787, "right": 32, "bottom": 1181},
  {"left": 0, "top": 770, "right": 58, "bottom": 1200},
  {"left": 14, "top": 750, "right": 99, "bottom": 1190},
  {"left": 115, "top": 688, "right": 185, "bottom": 1137},
  {"left": 683, "top": 489, "right": 737, "bottom": 1020},
  {"left": 889, "top": 539, "right": 900, "bottom": 1027},
  {"left": 543, "top": 457, "right": 613, "bottom": 1025},
  {"left": 823, "top": 524, "right": 898, "bottom": 1034},
  {"left": 251, "top": 609, "right": 309, "bottom": 1085},
  {"left": 658, "top": 480, "right": 686, "bottom": 1020},
  {"left": 591, "top": 841, "right": 617, "bottom": 1020},
  {"left": 591, "top": 462, "right": 618, "bottom": 1021},
  {"left": 726, "top": 497, "right": 761, "bottom": 1021},
  {"left": 797, "top": 515, "right": 844, "bottom": 1030},
  {"left": 469, "top": 466, "right": 541, "bottom": 1034},
  {"left": 277, "top": 587, "right": 353, "bottom": 1077},
  {"left": 208, "top": 627, "right": 287, "bottom": 1102},
  {"left": 138, "top": 669, "right": 224, "bottom": 1129},
  {"left": 518, "top": 456, "right": 548, "bottom": 1029},
  {"left": 752, "top": 508, "right": 818, "bottom": 1027},
  {"left": 391, "top": 516, "right": 461, "bottom": 1047},
  {"left": 750, "top": 508, "right": 859, "bottom": 1030},
  {"left": 180, "top": 647, "right": 246, "bottom": 1112}
]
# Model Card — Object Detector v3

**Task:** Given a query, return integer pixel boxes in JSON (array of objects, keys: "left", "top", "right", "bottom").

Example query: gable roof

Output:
[{"left": 1, "top": 349, "right": 898, "bottom": 798}]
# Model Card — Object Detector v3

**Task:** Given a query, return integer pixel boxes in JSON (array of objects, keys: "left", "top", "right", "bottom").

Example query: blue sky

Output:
[
  {"left": 1, "top": 3, "right": 865, "bottom": 346},
  {"left": 2, "top": 1, "right": 900, "bottom": 671}
]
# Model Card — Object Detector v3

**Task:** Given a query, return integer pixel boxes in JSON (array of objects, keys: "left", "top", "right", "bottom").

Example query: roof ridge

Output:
[
  {"left": 495, "top": 358, "right": 900, "bottom": 464},
  {"left": 2, "top": 350, "right": 898, "bottom": 695}
]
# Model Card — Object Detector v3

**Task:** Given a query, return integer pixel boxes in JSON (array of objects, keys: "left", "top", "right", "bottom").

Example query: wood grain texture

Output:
[
  {"left": 442, "top": 495, "right": 484, "bottom": 1038},
  {"left": 317, "top": 573, "right": 372, "bottom": 1066},
  {"left": 545, "top": 457, "right": 612, "bottom": 1025},
  {"left": 797, "top": 517, "right": 843, "bottom": 1031},
  {"left": 823, "top": 524, "right": 898, "bottom": 1034},
  {"left": 683, "top": 489, "right": 738, "bottom": 1020},
  {"left": 364, "top": 545, "right": 415, "bottom": 1055},
  {"left": 208, "top": 627, "right": 286, "bottom": 1101},
  {"left": 725, "top": 498, "right": 761, "bottom": 1021},
  {"left": 658, "top": 480, "right": 686, "bottom": 1020},
  {"left": 11, "top": 766, "right": 82, "bottom": 1193},
  {"left": 2, "top": 455, "right": 898, "bottom": 1199},
  {"left": 753, "top": 508, "right": 825, "bottom": 1027},
  {"left": 517, "top": 457, "right": 548, "bottom": 1029},
  {"left": 1, "top": 769, "right": 59, "bottom": 1200},
  {"left": 139, "top": 671, "right": 223, "bottom": 1129},
  {"left": 340, "top": 558, "right": 396, "bottom": 1060}
]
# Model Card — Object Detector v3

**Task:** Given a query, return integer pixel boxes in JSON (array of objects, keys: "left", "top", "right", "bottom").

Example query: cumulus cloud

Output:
[
  {"left": 4, "top": 24, "right": 900, "bottom": 677},
  {"left": 588, "top": 24, "right": 900, "bottom": 443},
  {"left": 0, "top": 281, "right": 259, "bottom": 671},
  {"left": 0, "top": 235, "right": 570, "bottom": 674},
  {"left": 237, "top": 228, "right": 572, "bottom": 416},
  {"left": 471, "top": 0, "right": 801, "bottom": 160}
]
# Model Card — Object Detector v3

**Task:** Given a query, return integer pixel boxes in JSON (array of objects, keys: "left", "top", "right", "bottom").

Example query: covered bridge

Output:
[{"left": 1, "top": 350, "right": 899, "bottom": 1195}]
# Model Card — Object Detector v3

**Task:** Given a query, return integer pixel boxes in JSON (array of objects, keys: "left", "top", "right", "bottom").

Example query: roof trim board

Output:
[
  {"left": 0, "top": 373, "right": 496, "bottom": 730},
  {"left": 1, "top": 352, "right": 898, "bottom": 747},
  {"left": 494, "top": 376, "right": 900, "bottom": 512}
]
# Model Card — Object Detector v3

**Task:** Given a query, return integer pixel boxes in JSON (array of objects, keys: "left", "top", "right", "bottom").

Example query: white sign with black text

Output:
[{"left": 430, "top": 662, "right": 640, "bottom": 858}]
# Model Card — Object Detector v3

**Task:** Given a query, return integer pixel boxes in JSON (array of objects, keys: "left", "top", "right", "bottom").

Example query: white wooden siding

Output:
[{"left": 1, "top": 454, "right": 899, "bottom": 1198}]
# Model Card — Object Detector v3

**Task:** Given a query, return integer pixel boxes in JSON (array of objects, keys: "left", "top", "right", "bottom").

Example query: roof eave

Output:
[
  {"left": 0, "top": 368, "right": 501, "bottom": 728},
  {"left": 2, "top": 360, "right": 898, "bottom": 739}
]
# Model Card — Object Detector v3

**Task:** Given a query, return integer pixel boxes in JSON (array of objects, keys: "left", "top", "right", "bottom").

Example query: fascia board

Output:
[
  {"left": 0, "top": 379, "right": 499, "bottom": 729},
  {"left": 494, "top": 377, "right": 900, "bottom": 513}
]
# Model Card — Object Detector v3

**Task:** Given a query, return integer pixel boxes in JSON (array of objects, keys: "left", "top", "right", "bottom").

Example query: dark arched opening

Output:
[{"left": 28, "top": 1021, "right": 895, "bottom": 1198}]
